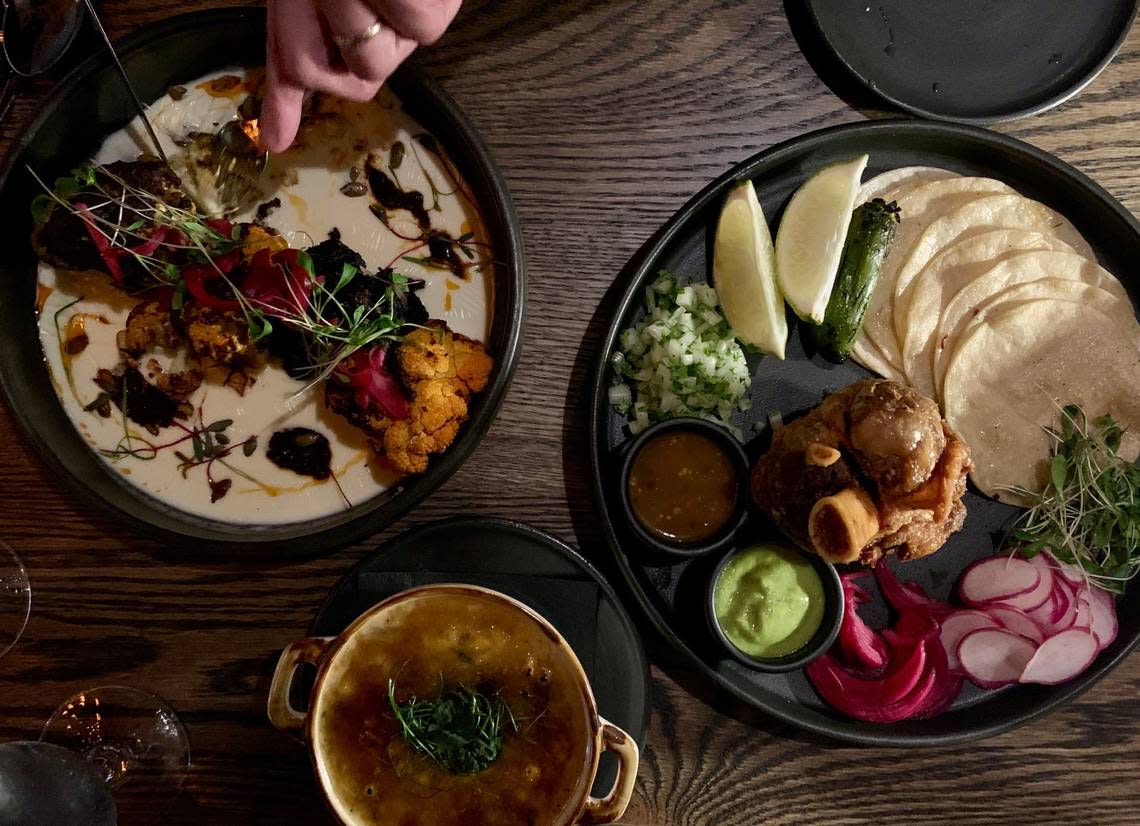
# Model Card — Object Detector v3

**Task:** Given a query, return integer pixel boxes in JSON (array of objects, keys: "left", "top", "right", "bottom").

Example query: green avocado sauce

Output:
[{"left": 713, "top": 545, "right": 825, "bottom": 659}]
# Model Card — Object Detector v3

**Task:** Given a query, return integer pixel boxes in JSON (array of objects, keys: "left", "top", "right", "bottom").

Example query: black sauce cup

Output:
[
  {"left": 706, "top": 545, "right": 844, "bottom": 673},
  {"left": 617, "top": 417, "right": 749, "bottom": 558}
]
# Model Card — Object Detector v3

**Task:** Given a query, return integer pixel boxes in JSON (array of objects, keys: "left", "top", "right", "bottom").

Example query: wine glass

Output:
[
  {"left": 0, "top": 741, "right": 116, "bottom": 826},
  {"left": 40, "top": 686, "right": 191, "bottom": 814},
  {"left": 0, "top": 541, "right": 31, "bottom": 660},
  {"left": 0, "top": 0, "right": 86, "bottom": 122}
]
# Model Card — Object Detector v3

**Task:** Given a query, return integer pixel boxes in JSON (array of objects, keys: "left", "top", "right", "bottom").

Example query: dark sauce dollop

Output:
[
  {"left": 266, "top": 427, "right": 332, "bottom": 479},
  {"left": 93, "top": 366, "right": 181, "bottom": 429},
  {"left": 366, "top": 160, "right": 431, "bottom": 231},
  {"left": 426, "top": 233, "right": 467, "bottom": 281}
]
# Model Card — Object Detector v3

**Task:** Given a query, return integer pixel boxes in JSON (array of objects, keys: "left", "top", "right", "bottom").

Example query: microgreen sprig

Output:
[
  {"left": 29, "top": 163, "right": 239, "bottom": 287},
  {"left": 387, "top": 679, "right": 517, "bottom": 775},
  {"left": 1002, "top": 403, "right": 1139, "bottom": 594},
  {"left": 32, "top": 162, "right": 414, "bottom": 386}
]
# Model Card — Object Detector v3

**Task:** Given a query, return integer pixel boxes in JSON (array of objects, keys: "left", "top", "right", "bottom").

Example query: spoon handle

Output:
[{"left": 80, "top": 0, "right": 167, "bottom": 162}]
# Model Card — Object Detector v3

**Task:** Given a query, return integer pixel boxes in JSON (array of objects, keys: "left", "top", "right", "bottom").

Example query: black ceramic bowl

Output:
[
  {"left": 0, "top": 7, "right": 525, "bottom": 558},
  {"left": 706, "top": 544, "right": 843, "bottom": 673},
  {"left": 616, "top": 417, "right": 749, "bottom": 558}
]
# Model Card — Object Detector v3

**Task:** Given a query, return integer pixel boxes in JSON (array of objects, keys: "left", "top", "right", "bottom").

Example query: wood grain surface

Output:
[{"left": 3, "top": 1, "right": 1140, "bottom": 823}]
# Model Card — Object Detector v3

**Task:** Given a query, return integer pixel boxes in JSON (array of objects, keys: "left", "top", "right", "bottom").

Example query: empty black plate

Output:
[
  {"left": 588, "top": 119, "right": 1140, "bottom": 746},
  {"left": 309, "top": 517, "right": 651, "bottom": 793},
  {"left": 805, "top": 0, "right": 1138, "bottom": 123}
]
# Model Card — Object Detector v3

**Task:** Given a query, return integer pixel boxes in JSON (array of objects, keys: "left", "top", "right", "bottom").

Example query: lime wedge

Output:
[
  {"left": 713, "top": 181, "right": 788, "bottom": 359},
  {"left": 775, "top": 154, "right": 869, "bottom": 323}
]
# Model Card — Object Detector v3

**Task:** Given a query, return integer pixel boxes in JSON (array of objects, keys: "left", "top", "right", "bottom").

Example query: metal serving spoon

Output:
[
  {"left": 0, "top": 0, "right": 84, "bottom": 122},
  {"left": 80, "top": 0, "right": 166, "bottom": 161},
  {"left": 3, "top": 0, "right": 264, "bottom": 211},
  {"left": 198, "top": 118, "right": 269, "bottom": 213},
  {"left": 82, "top": 0, "right": 266, "bottom": 212}
]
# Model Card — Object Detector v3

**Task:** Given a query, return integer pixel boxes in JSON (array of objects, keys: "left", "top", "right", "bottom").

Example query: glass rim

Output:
[
  {"left": 1, "top": 0, "right": 83, "bottom": 78},
  {"left": 0, "top": 540, "right": 31, "bottom": 660}
]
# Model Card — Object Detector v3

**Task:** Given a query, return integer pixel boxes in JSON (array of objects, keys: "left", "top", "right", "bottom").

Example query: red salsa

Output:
[{"left": 627, "top": 429, "right": 739, "bottom": 544}]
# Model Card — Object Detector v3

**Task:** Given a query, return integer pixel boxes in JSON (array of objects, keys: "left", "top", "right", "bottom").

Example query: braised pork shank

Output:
[{"left": 751, "top": 380, "right": 972, "bottom": 566}]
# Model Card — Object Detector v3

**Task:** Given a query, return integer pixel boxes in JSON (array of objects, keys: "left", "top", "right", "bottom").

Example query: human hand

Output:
[{"left": 260, "top": 0, "right": 462, "bottom": 153}]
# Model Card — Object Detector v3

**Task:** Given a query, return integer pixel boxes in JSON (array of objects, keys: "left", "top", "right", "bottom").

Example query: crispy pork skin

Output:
[{"left": 751, "top": 380, "right": 972, "bottom": 566}]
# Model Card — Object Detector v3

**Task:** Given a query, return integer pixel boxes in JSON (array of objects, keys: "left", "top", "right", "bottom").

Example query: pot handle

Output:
[
  {"left": 267, "top": 637, "right": 332, "bottom": 735},
  {"left": 580, "top": 717, "right": 640, "bottom": 824}
]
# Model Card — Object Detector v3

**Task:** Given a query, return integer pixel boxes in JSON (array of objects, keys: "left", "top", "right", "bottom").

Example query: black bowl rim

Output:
[
  {"left": 616, "top": 416, "right": 750, "bottom": 558},
  {"left": 0, "top": 7, "right": 526, "bottom": 558},
  {"left": 588, "top": 117, "right": 1140, "bottom": 747},
  {"left": 804, "top": 0, "right": 1140, "bottom": 125},
  {"left": 706, "top": 544, "right": 844, "bottom": 673}
]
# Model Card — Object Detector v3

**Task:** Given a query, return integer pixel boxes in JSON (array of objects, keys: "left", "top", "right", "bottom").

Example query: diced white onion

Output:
[{"left": 608, "top": 271, "right": 751, "bottom": 436}]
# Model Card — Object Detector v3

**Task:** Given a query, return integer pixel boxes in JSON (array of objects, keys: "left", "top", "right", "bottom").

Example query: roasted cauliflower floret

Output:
[
  {"left": 397, "top": 323, "right": 492, "bottom": 394},
  {"left": 452, "top": 336, "right": 493, "bottom": 395},
  {"left": 145, "top": 359, "right": 204, "bottom": 401},
  {"left": 181, "top": 304, "right": 254, "bottom": 364},
  {"left": 241, "top": 224, "right": 289, "bottom": 261},
  {"left": 382, "top": 379, "right": 468, "bottom": 474},
  {"left": 380, "top": 324, "right": 493, "bottom": 473},
  {"left": 321, "top": 321, "right": 493, "bottom": 475},
  {"left": 117, "top": 299, "right": 181, "bottom": 355}
]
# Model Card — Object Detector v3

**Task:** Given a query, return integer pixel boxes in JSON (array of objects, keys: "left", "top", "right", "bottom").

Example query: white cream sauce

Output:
[{"left": 36, "top": 69, "right": 494, "bottom": 525}]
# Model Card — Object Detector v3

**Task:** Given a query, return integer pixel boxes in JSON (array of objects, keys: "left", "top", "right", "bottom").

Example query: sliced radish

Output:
[
  {"left": 940, "top": 611, "right": 1001, "bottom": 671},
  {"left": 1027, "top": 593, "right": 1058, "bottom": 630},
  {"left": 992, "top": 564, "right": 1054, "bottom": 611},
  {"left": 1027, "top": 550, "right": 1069, "bottom": 582},
  {"left": 957, "top": 628, "right": 1038, "bottom": 689},
  {"left": 959, "top": 557, "right": 1040, "bottom": 606},
  {"left": 1028, "top": 552, "right": 1078, "bottom": 622},
  {"left": 1085, "top": 586, "right": 1119, "bottom": 651},
  {"left": 1047, "top": 578, "right": 1077, "bottom": 632},
  {"left": 1020, "top": 628, "right": 1100, "bottom": 685},
  {"left": 986, "top": 606, "right": 1045, "bottom": 644},
  {"left": 1071, "top": 588, "right": 1096, "bottom": 630},
  {"left": 1039, "top": 550, "right": 1087, "bottom": 586}
]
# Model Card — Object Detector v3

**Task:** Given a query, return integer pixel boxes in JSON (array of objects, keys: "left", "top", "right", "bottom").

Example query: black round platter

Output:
[
  {"left": 589, "top": 119, "right": 1140, "bottom": 746},
  {"left": 805, "top": 0, "right": 1139, "bottom": 125},
  {"left": 0, "top": 7, "right": 525, "bottom": 557}
]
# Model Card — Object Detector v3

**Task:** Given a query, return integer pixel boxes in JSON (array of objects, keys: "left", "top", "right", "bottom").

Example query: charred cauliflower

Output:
[
  {"left": 382, "top": 324, "right": 493, "bottom": 473},
  {"left": 324, "top": 322, "right": 493, "bottom": 475}
]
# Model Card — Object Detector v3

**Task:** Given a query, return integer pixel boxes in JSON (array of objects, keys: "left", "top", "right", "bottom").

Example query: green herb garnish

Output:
[
  {"left": 31, "top": 163, "right": 411, "bottom": 389},
  {"left": 1002, "top": 404, "right": 1139, "bottom": 594},
  {"left": 387, "top": 679, "right": 516, "bottom": 774},
  {"left": 28, "top": 163, "right": 239, "bottom": 286}
]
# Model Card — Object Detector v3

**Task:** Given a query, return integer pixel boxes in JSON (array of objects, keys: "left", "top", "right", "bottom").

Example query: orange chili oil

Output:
[{"left": 627, "top": 430, "right": 738, "bottom": 544}]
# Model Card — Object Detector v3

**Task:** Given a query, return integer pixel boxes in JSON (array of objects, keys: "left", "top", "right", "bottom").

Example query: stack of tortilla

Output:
[{"left": 848, "top": 168, "right": 1140, "bottom": 502}]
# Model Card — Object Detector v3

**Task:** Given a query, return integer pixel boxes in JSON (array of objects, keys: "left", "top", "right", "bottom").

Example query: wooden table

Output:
[{"left": 3, "top": 1, "right": 1139, "bottom": 823}]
